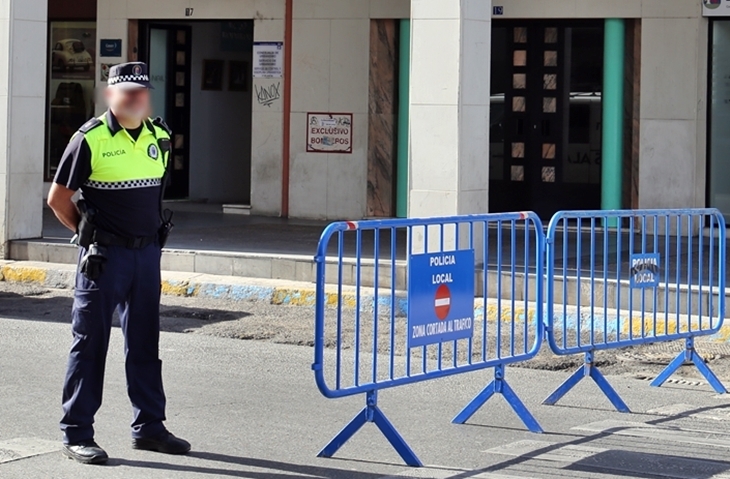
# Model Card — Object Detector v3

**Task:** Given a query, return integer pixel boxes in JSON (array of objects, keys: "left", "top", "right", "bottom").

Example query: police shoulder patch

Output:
[
  {"left": 78, "top": 118, "right": 103, "bottom": 134},
  {"left": 147, "top": 143, "right": 159, "bottom": 160}
]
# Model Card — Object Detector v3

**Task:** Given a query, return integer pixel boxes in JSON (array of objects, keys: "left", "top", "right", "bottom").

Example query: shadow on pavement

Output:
[
  {"left": 0, "top": 291, "right": 249, "bottom": 334},
  {"left": 112, "top": 452, "right": 387, "bottom": 478},
  {"left": 451, "top": 403, "right": 730, "bottom": 479}
]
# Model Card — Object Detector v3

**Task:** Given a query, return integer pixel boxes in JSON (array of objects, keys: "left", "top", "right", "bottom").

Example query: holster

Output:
[
  {"left": 75, "top": 200, "right": 97, "bottom": 249},
  {"left": 158, "top": 208, "right": 174, "bottom": 249},
  {"left": 80, "top": 243, "right": 108, "bottom": 281}
]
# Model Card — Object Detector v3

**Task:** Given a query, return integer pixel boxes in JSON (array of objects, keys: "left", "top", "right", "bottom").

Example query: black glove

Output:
[{"left": 80, "top": 244, "right": 107, "bottom": 280}]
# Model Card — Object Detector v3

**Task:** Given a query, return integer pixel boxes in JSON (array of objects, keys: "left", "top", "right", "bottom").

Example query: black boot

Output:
[
  {"left": 62, "top": 440, "right": 109, "bottom": 465},
  {"left": 132, "top": 430, "right": 191, "bottom": 455}
]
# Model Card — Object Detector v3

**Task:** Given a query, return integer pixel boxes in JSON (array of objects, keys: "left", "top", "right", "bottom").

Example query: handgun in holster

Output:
[
  {"left": 75, "top": 200, "right": 107, "bottom": 280},
  {"left": 158, "top": 208, "right": 174, "bottom": 249},
  {"left": 75, "top": 199, "right": 97, "bottom": 250}
]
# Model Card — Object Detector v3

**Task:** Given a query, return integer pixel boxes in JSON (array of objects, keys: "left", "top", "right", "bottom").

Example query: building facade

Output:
[{"left": 0, "top": 0, "right": 725, "bottom": 257}]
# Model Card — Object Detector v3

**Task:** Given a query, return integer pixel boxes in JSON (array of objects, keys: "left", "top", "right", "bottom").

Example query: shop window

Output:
[{"left": 45, "top": 21, "right": 96, "bottom": 179}]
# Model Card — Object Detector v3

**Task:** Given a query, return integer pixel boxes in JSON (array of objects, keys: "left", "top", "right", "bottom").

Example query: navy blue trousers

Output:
[{"left": 60, "top": 243, "right": 167, "bottom": 444}]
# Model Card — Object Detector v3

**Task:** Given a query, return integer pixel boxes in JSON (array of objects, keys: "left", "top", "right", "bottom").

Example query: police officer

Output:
[{"left": 47, "top": 62, "right": 190, "bottom": 465}]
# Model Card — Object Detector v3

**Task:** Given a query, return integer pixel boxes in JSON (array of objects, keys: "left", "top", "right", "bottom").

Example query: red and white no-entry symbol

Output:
[{"left": 434, "top": 284, "right": 451, "bottom": 320}]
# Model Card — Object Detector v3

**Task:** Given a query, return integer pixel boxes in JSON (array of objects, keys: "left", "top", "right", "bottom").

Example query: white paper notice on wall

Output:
[
  {"left": 307, "top": 113, "right": 353, "bottom": 154},
  {"left": 253, "top": 42, "right": 283, "bottom": 78},
  {"left": 704, "top": 0, "right": 730, "bottom": 16}
]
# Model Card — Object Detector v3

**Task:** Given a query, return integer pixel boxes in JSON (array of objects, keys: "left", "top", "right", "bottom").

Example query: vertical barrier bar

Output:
[
  {"left": 664, "top": 215, "right": 670, "bottom": 335},
  {"left": 482, "top": 221, "right": 489, "bottom": 361},
  {"left": 652, "top": 215, "right": 658, "bottom": 338},
  {"left": 576, "top": 218, "right": 582, "bottom": 350},
  {"left": 602, "top": 217, "right": 609, "bottom": 345},
  {"left": 628, "top": 216, "right": 635, "bottom": 340},
  {"left": 562, "top": 218, "right": 568, "bottom": 352},
  {"left": 336, "top": 232, "right": 344, "bottom": 389},
  {"left": 373, "top": 230, "right": 380, "bottom": 383},
  {"left": 640, "top": 216, "right": 647, "bottom": 339},
  {"left": 355, "top": 230, "right": 362, "bottom": 386},
  {"left": 699, "top": 215, "right": 704, "bottom": 331},
  {"left": 422, "top": 226, "right": 428, "bottom": 374},
  {"left": 406, "top": 226, "right": 412, "bottom": 376},
  {"left": 709, "top": 218, "right": 715, "bottom": 328},
  {"left": 468, "top": 222, "right": 475, "bottom": 364},
  {"left": 616, "top": 219, "right": 622, "bottom": 341},
  {"left": 675, "top": 216, "right": 682, "bottom": 334},
  {"left": 390, "top": 227, "right": 396, "bottom": 380},
  {"left": 453, "top": 222, "right": 460, "bottom": 368},
  {"left": 497, "top": 221, "right": 503, "bottom": 359},
  {"left": 688, "top": 215, "right": 693, "bottom": 330},
  {"left": 524, "top": 218, "right": 530, "bottom": 355},
  {"left": 590, "top": 217, "right": 596, "bottom": 345},
  {"left": 510, "top": 219, "right": 517, "bottom": 358}
]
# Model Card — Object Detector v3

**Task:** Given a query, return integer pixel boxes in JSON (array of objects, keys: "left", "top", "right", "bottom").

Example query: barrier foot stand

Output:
[
  {"left": 651, "top": 338, "right": 727, "bottom": 394},
  {"left": 317, "top": 390, "right": 423, "bottom": 467},
  {"left": 543, "top": 351, "right": 630, "bottom": 413},
  {"left": 452, "top": 365, "right": 543, "bottom": 433}
]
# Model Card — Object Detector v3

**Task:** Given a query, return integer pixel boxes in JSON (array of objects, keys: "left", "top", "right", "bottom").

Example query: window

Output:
[{"left": 45, "top": 22, "right": 96, "bottom": 179}]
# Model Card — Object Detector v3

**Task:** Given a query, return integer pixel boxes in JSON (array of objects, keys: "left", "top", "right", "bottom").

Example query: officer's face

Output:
[{"left": 106, "top": 87, "right": 151, "bottom": 122}]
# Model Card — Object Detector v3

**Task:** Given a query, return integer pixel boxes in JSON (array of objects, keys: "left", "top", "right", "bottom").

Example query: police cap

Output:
[{"left": 107, "top": 62, "right": 154, "bottom": 90}]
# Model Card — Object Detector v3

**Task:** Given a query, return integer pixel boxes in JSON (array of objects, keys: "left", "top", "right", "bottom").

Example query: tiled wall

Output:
[{"left": 367, "top": 19, "right": 399, "bottom": 218}]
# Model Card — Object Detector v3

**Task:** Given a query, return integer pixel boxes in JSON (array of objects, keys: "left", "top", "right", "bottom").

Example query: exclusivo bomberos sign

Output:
[{"left": 307, "top": 113, "right": 353, "bottom": 154}]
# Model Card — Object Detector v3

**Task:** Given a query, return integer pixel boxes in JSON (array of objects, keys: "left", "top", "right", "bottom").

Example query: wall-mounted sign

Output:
[
  {"left": 100, "top": 39, "right": 122, "bottom": 57},
  {"left": 253, "top": 42, "right": 283, "bottom": 78},
  {"left": 221, "top": 21, "right": 253, "bottom": 52},
  {"left": 703, "top": 0, "right": 730, "bottom": 16},
  {"left": 493, "top": 6, "right": 504, "bottom": 15},
  {"left": 307, "top": 113, "right": 353, "bottom": 154}
]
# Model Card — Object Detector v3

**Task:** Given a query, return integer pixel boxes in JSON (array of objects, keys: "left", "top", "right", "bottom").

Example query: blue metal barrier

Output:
[
  {"left": 543, "top": 209, "right": 727, "bottom": 411},
  {"left": 313, "top": 212, "right": 544, "bottom": 466}
]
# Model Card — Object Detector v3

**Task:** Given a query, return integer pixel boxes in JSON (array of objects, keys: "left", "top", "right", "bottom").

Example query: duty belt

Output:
[{"left": 93, "top": 229, "right": 157, "bottom": 249}]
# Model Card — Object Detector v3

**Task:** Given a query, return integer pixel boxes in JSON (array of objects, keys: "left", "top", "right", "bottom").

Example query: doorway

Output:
[
  {"left": 139, "top": 21, "right": 254, "bottom": 204},
  {"left": 489, "top": 21, "right": 604, "bottom": 219},
  {"left": 145, "top": 25, "right": 192, "bottom": 199}
]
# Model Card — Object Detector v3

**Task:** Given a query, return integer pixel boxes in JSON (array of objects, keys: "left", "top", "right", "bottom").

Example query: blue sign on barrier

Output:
[
  {"left": 408, "top": 250, "right": 475, "bottom": 348},
  {"left": 630, "top": 253, "right": 661, "bottom": 288}
]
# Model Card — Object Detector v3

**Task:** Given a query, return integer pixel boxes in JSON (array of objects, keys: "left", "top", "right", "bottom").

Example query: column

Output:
[
  {"left": 601, "top": 19, "right": 625, "bottom": 212},
  {"left": 409, "top": 0, "right": 491, "bottom": 220},
  {"left": 0, "top": 0, "right": 48, "bottom": 257},
  {"left": 396, "top": 19, "right": 410, "bottom": 218}
]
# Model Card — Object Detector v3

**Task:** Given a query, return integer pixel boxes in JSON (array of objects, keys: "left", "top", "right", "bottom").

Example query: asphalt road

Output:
[{"left": 3, "top": 283, "right": 730, "bottom": 478}]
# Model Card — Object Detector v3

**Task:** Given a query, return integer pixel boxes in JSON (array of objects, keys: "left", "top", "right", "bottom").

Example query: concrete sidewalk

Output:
[{"left": 3, "top": 311, "right": 730, "bottom": 478}]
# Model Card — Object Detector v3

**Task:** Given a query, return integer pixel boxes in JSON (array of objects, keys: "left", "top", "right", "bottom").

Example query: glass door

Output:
[
  {"left": 144, "top": 25, "right": 192, "bottom": 199},
  {"left": 489, "top": 22, "right": 604, "bottom": 219},
  {"left": 709, "top": 20, "right": 730, "bottom": 218}
]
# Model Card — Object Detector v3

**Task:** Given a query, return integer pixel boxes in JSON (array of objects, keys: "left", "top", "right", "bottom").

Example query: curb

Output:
[
  {"left": 3, "top": 261, "right": 730, "bottom": 342},
  {"left": 0, "top": 261, "right": 409, "bottom": 316}
]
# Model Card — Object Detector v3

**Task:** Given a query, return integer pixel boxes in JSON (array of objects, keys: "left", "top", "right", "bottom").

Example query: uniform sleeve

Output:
[{"left": 53, "top": 133, "right": 92, "bottom": 191}]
